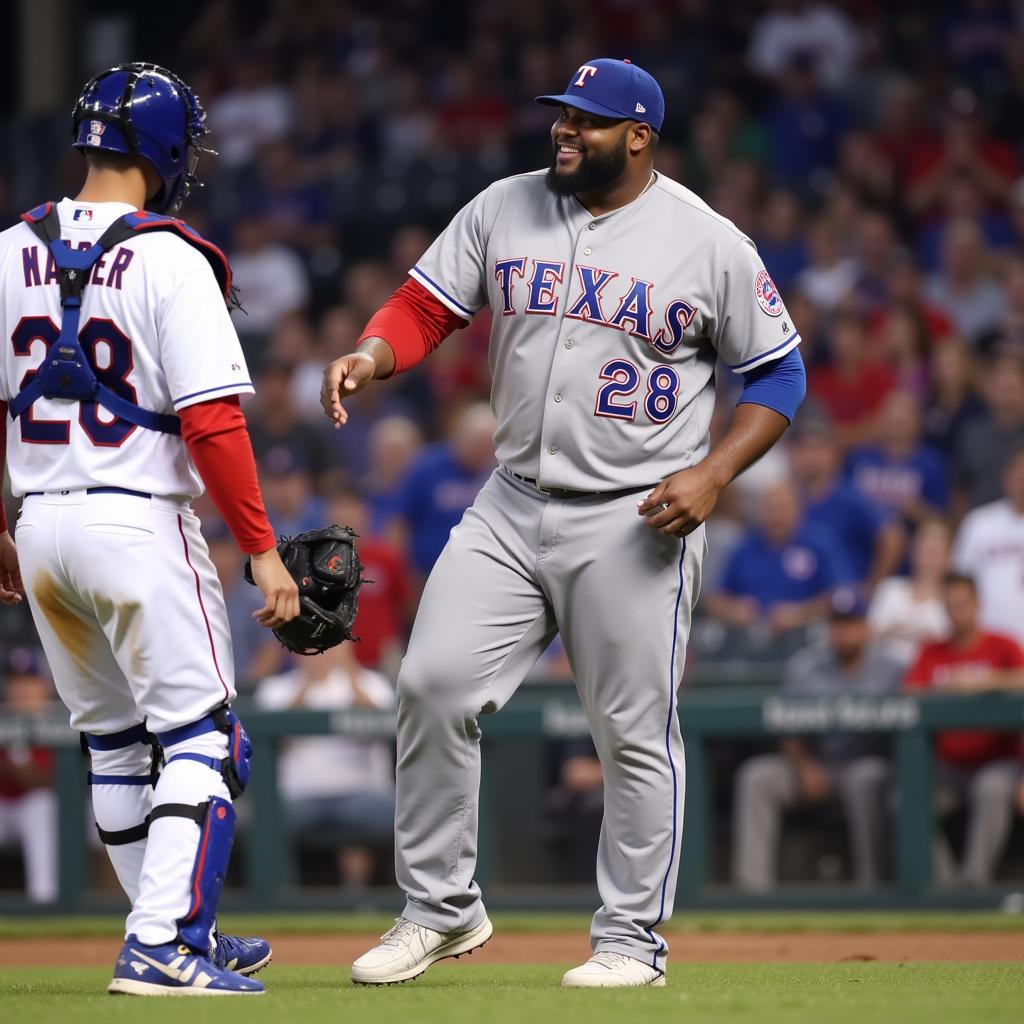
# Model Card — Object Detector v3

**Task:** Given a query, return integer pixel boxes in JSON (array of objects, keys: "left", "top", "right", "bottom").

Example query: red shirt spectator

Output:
[
  {"left": 906, "top": 628, "right": 1024, "bottom": 768},
  {"left": 352, "top": 536, "right": 414, "bottom": 671},
  {"left": 0, "top": 747, "right": 54, "bottom": 799}
]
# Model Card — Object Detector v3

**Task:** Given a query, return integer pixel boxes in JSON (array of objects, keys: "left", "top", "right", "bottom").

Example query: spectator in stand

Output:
[
  {"left": 907, "top": 89, "right": 1018, "bottom": 225},
  {"left": 872, "top": 302, "right": 932, "bottom": 399},
  {"left": 0, "top": 649, "right": 58, "bottom": 903},
  {"left": 925, "top": 218, "right": 1007, "bottom": 345},
  {"left": 392, "top": 402, "right": 496, "bottom": 579},
  {"left": 266, "top": 313, "right": 324, "bottom": 418},
  {"left": 906, "top": 573, "right": 1024, "bottom": 885},
  {"left": 241, "top": 139, "right": 335, "bottom": 258},
  {"left": 764, "top": 54, "right": 849, "bottom": 191},
  {"left": 952, "top": 350, "right": 1024, "bottom": 511},
  {"left": 247, "top": 361, "right": 338, "bottom": 485},
  {"left": 852, "top": 209, "right": 903, "bottom": 316},
  {"left": 747, "top": 1, "right": 860, "bottom": 88},
  {"left": 998, "top": 252, "right": 1024, "bottom": 342},
  {"left": 809, "top": 311, "right": 895, "bottom": 446},
  {"left": 923, "top": 336, "right": 984, "bottom": 453},
  {"left": 260, "top": 445, "right": 327, "bottom": 538},
  {"left": 755, "top": 189, "right": 809, "bottom": 293},
  {"left": 436, "top": 60, "right": 510, "bottom": 154},
  {"left": 706, "top": 479, "right": 848, "bottom": 635},
  {"left": 732, "top": 589, "right": 903, "bottom": 890},
  {"left": 845, "top": 390, "right": 950, "bottom": 530},
  {"left": 229, "top": 214, "right": 311, "bottom": 339},
  {"left": 379, "top": 70, "right": 438, "bottom": 163},
  {"left": 871, "top": 76, "right": 934, "bottom": 193},
  {"left": 326, "top": 487, "right": 413, "bottom": 679},
  {"left": 207, "top": 529, "right": 284, "bottom": 690},
  {"left": 869, "top": 518, "right": 951, "bottom": 668},
  {"left": 363, "top": 415, "right": 424, "bottom": 534},
  {"left": 790, "top": 415, "right": 903, "bottom": 590},
  {"left": 953, "top": 445, "right": 1024, "bottom": 647},
  {"left": 255, "top": 643, "right": 395, "bottom": 889},
  {"left": 836, "top": 132, "right": 895, "bottom": 218},
  {"left": 206, "top": 50, "right": 292, "bottom": 170},
  {"left": 796, "top": 217, "right": 859, "bottom": 313}
]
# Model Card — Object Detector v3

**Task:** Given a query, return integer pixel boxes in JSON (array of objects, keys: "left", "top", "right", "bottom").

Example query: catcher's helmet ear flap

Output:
[{"left": 72, "top": 62, "right": 215, "bottom": 214}]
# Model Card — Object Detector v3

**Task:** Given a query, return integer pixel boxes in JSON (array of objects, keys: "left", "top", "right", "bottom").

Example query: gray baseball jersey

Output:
[{"left": 411, "top": 169, "right": 799, "bottom": 491}]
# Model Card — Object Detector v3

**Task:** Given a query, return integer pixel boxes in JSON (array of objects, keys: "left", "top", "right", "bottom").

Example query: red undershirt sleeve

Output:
[
  {"left": 0, "top": 402, "right": 7, "bottom": 533},
  {"left": 358, "top": 278, "right": 468, "bottom": 375},
  {"left": 178, "top": 396, "right": 276, "bottom": 554}
]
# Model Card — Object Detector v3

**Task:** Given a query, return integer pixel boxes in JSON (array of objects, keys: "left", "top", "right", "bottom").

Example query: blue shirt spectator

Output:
[
  {"left": 393, "top": 404, "right": 496, "bottom": 577},
  {"left": 803, "top": 482, "right": 891, "bottom": 583},
  {"left": 845, "top": 390, "right": 951, "bottom": 529},
  {"left": 719, "top": 520, "right": 848, "bottom": 607}
]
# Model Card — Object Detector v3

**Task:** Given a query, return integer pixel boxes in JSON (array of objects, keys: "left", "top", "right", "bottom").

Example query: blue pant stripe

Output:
[{"left": 645, "top": 539, "right": 686, "bottom": 969}]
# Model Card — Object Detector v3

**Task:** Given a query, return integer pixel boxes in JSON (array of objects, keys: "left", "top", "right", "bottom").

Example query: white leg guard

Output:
[
  {"left": 84, "top": 725, "right": 160, "bottom": 906},
  {"left": 127, "top": 729, "right": 233, "bottom": 949}
]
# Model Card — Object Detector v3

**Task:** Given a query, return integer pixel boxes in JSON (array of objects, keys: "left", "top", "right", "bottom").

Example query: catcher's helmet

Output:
[{"left": 71, "top": 62, "right": 213, "bottom": 214}]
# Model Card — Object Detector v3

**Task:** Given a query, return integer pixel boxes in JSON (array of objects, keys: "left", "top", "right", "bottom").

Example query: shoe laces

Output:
[
  {"left": 379, "top": 918, "right": 423, "bottom": 947},
  {"left": 591, "top": 951, "right": 634, "bottom": 970}
]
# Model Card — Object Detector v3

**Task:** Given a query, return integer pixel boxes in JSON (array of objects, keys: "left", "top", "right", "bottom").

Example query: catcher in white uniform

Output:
[{"left": 0, "top": 63, "right": 299, "bottom": 995}]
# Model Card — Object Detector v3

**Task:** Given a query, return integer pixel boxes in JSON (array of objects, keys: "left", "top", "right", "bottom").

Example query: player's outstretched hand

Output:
[
  {"left": 638, "top": 463, "right": 723, "bottom": 537},
  {"left": 320, "top": 352, "right": 376, "bottom": 428},
  {"left": 0, "top": 530, "right": 24, "bottom": 605},
  {"left": 249, "top": 546, "right": 301, "bottom": 629}
]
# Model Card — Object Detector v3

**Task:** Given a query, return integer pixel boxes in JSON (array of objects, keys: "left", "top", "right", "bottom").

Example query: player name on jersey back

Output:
[
  {"left": 411, "top": 170, "right": 800, "bottom": 493},
  {"left": 0, "top": 199, "right": 253, "bottom": 499}
]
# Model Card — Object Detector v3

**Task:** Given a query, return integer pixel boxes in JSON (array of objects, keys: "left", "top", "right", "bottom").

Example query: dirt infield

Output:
[{"left": 2, "top": 930, "right": 1022, "bottom": 967}]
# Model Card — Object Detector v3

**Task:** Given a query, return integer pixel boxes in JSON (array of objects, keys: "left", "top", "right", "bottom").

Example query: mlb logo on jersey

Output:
[
  {"left": 754, "top": 269, "right": 783, "bottom": 317},
  {"left": 73, "top": 209, "right": 93, "bottom": 222}
]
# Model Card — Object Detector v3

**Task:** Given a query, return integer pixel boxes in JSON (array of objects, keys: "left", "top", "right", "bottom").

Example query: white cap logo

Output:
[{"left": 635, "top": 102, "right": 646, "bottom": 114}]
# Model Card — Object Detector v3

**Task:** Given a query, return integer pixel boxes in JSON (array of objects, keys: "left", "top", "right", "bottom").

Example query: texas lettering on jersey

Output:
[
  {"left": 411, "top": 169, "right": 800, "bottom": 491},
  {"left": 493, "top": 257, "right": 697, "bottom": 353}
]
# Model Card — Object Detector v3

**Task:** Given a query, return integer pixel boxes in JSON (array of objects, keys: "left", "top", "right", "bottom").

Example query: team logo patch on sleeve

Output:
[{"left": 754, "top": 269, "right": 783, "bottom": 317}]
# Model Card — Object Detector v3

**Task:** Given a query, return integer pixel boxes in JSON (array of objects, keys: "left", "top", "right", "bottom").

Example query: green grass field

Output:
[
  {"left": 1, "top": 964, "right": 1022, "bottom": 1024},
  {"left": 1, "top": 914, "right": 1021, "bottom": 1023}
]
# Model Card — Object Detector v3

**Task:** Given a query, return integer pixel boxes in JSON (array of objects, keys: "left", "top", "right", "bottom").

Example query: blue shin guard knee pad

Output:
[{"left": 173, "top": 797, "right": 236, "bottom": 953}]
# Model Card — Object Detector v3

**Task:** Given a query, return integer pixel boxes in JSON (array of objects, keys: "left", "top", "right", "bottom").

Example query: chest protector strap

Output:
[{"left": 8, "top": 204, "right": 232, "bottom": 436}]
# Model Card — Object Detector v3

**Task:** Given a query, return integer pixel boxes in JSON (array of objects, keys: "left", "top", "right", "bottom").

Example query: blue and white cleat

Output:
[
  {"left": 108, "top": 936, "right": 265, "bottom": 996},
  {"left": 212, "top": 932, "right": 273, "bottom": 976}
]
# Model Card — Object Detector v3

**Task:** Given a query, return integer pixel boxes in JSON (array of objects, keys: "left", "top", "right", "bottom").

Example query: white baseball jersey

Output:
[
  {"left": 952, "top": 498, "right": 1024, "bottom": 645},
  {"left": 411, "top": 170, "right": 800, "bottom": 492},
  {"left": 0, "top": 198, "right": 253, "bottom": 498}
]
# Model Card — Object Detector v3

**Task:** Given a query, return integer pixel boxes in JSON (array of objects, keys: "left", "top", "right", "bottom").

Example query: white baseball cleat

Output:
[
  {"left": 561, "top": 951, "right": 666, "bottom": 988},
  {"left": 351, "top": 915, "right": 493, "bottom": 985}
]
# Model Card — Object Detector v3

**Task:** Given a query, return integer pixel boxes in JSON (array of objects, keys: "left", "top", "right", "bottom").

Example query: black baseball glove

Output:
[{"left": 245, "top": 525, "right": 364, "bottom": 655}]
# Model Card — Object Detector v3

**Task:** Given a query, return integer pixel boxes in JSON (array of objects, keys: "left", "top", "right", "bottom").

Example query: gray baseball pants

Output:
[{"left": 394, "top": 467, "right": 704, "bottom": 972}]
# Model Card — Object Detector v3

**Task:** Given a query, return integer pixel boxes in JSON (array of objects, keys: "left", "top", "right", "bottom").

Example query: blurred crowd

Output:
[{"left": 4, "top": 0, "right": 1024, "bottom": 896}]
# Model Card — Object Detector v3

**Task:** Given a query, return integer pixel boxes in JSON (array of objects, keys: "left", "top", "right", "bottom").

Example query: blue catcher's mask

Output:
[{"left": 71, "top": 62, "right": 214, "bottom": 214}]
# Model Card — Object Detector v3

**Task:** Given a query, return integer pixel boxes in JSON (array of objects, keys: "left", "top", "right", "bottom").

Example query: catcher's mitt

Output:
[{"left": 245, "top": 525, "right": 364, "bottom": 655}]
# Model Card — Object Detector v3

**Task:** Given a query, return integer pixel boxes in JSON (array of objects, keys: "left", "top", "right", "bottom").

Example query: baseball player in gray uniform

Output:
[{"left": 322, "top": 58, "right": 806, "bottom": 987}]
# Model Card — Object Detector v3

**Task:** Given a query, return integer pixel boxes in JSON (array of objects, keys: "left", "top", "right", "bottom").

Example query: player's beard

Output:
[{"left": 545, "top": 134, "right": 629, "bottom": 197}]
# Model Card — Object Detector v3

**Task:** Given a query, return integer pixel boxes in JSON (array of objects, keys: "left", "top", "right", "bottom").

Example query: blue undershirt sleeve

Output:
[{"left": 735, "top": 346, "right": 806, "bottom": 423}]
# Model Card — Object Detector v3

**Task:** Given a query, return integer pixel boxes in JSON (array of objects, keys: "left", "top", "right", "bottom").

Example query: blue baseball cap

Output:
[
  {"left": 536, "top": 58, "right": 665, "bottom": 134},
  {"left": 829, "top": 587, "right": 869, "bottom": 620}
]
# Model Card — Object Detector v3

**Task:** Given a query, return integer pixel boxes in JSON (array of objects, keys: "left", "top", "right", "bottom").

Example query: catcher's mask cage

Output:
[{"left": 72, "top": 61, "right": 216, "bottom": 214}]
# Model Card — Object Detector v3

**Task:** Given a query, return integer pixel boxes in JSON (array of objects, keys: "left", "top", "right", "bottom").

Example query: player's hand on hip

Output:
[
  {"left": 249, "top": 547, "right": 301, "bottom": 628},
  {"left": 320, "top": 352, "right": 376, "bottom": 428},
  {"left": 638, "top": 464, "right": 722, "bottom": 536},
  {"left": 0, "top": 530, "right": 24, "bottom": 605}
]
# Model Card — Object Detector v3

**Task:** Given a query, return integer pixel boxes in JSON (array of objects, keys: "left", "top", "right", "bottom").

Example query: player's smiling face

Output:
[{"left": 546, "top": 105, "right": 631, "bottom": 196}]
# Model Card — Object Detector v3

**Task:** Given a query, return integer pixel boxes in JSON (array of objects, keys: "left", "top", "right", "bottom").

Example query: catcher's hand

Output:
[
  {"left": 248, "top": 547, "right": 300, "bottom": 628},
  {"left": 245, "top": 525, "right": 364, "bottom": 655}
]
